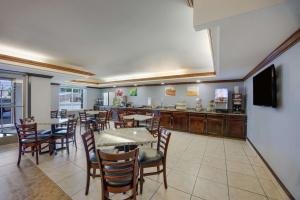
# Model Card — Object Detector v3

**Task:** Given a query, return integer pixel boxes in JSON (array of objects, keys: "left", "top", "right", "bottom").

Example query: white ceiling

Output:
[
  {"left": 0, "top": 0, "right": 299, "bottom": 87},
  {"left": 194, "top": 0, "right": 300, "bottom": 79},
  {"left": 0, "top": 0, "right": 214, "bottom": 84}
]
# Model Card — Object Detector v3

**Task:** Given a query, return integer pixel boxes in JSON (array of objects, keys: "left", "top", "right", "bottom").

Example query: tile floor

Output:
[{"left": 1, "top": 125, "right": 291, "bottom": 200}]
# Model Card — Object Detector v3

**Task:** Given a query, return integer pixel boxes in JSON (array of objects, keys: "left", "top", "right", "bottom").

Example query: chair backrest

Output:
[
  {"left": 117, "top": 111, "right": 126, "bottom": 121},
  {"left": 15, "top": 123, "right": 38, "bottom": 142},
  {"left": 81, "top": 129, "right": 96, "bottom": 163},
  {"left": 157, "top": 128, "right": 171, "bottom": 160},
  {"left": 67, "top": 114, "right": 75, "bottom": 119},
  {"left": 114, "top": 121, "right": 125, "bottom": 129},
  {"left": 66, "top": 118, "right": 78, "bottom": 137},
  {"left": 79, "top": 112, "right": 87, "bottom": 122},
  {"left": 51, "top": 110, "right": 58, "bottom": 118},
  {"left": 98, "top": 111, "right": 107, "bottom": 119},
  {"left": 124, "top": 118, "right": 134, "bottom": 128},
  {"left": 19, "top": 116, "right": 35, "bottom": 124},
  {"left": 96, "top": 148, "right": 139, "bottom": 194},
  {"left": 149, "top": 116, "right": 161, "bottom": 136},
  {"left": 60, "top": 109, "right": 67, "bottom": 118}
]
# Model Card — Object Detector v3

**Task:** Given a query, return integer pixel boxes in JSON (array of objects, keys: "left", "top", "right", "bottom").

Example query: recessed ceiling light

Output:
[
  {"left": 161, "top": 82, "right": 165, "bottom": 85},
  {"left": 196, "top": 80, "right": 201, "bottom": 83}
]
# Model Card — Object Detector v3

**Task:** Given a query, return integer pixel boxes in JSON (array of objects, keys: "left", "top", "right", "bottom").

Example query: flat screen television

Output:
[{"left": 253, "top": 64, "right": 277, "bottom": 107}]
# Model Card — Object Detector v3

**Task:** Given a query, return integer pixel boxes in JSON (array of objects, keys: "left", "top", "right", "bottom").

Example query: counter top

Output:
[{"left": 114, "top": 107, "right": 246, "bottom": 116}]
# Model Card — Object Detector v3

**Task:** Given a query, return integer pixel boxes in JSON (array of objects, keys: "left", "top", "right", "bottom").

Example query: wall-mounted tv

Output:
[{"left": 253, "top": 64, "right": 277, "bottom": 107}]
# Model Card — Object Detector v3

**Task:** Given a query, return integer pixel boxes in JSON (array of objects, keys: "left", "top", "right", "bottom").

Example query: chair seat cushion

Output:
[
  {"left": 139, "top": 148, "right": 163, "bottom": 164},
  {"left": 38, "top": 129, "right": 51, "bottom": 135},
  {"left": 90, "top": 148, "right": 119, "bottom": 163},
  {"left": 52, "top": 130, "right": 67, "bottom": 135}
]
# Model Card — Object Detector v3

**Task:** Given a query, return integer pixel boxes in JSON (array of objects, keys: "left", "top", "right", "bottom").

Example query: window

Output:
[{"left": 59, "top": 87, "right": 83, "bottom": 110}]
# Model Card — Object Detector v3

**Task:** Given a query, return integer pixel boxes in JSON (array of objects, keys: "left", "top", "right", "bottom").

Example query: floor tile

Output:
[
  {"left": 193, "top": 177, "right": 229, "bottom": 200},
  {"left": 198, "top": 164, "right": 227, "bottom": 184},
  {"left": 57, "top": 171, "right": 86, "bottom": 196},
  {"left": 151, "top": 185, "right": 191, "bottom": 200},
  {"left": 229, "top": 187, "right": 267, "bottom": 200},
  {"left": 259, "top": 179, "right": 283, "bottom": 200},
  {"left": 167, "top": 169, "right": 197, "bottom": 194},
  {"left": 137, "top": 178, "right": 161, "bottom": 200},
  {"left": 227, "top": 171, "right": 265, "bottom": 195},
  {"left": 227, "top": 161, "right": 256, "bottom": 177}
]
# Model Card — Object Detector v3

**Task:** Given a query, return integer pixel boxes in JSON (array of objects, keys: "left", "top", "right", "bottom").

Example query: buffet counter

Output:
[{"left": 111, "top": 107, "right": 247, "bottom": 139}]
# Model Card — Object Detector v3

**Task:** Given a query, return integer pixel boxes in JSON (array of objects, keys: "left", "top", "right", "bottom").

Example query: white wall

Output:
[
  {"left": 245, "top": 43, "right": 300, "bottom": 199},
  {"left": 86, "top": 87, "right": 102, "bottom": 109},
  {"left": 51, "top": 84, "right": 59, "bottom": 110},
  {"left": 30, "top": 76, "right": 51, "bottom": 122},
  {"left": 100, "top": 82, "right": 244, "bottom": 109}
]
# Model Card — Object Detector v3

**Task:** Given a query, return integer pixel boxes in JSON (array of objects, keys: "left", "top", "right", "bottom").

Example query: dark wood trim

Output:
[
  {"left": 0, "top": 54, "right": 95, "bottom": 77},
  {"left": 27, "top": 76, "right": 31, "bottom": 117},
  {"left": 247, "top": 137, "right": 295, "bottom": 200},
  {"left": 50, "top": 82, "right": 60, "bottom": 86},
  {"left": 243, "top": 28, "right": 300, "bottom": 80},
  {"left": 27, "top": 73, "right": 53, "bottom": 79},
  {"left": 86, "top": 86, "right": 102, "bottom": 89}
]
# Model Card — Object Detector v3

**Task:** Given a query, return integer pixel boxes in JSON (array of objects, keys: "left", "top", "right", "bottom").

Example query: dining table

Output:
[
  {"left": 35, "top": 118, "right": 69, "bottom": 154},
  {"left": 96, "top": 127, "right": 156, "bottom": 148},
  {"left": 123, "top": 114, "right": 153, "bottom": 126}
]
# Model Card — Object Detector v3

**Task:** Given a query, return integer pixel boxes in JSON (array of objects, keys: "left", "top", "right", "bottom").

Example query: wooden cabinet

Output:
[
  {"left": 160, "top": 111, "right": 173, "bottom": 129},
  {"left": 226, "top": 115, "right": 247, "bottom": 139},
  {"left": 189, "top": 113, "right": 206, "bottom": 134},
  {"left": 115, "top": 108, "right": 247, "bottom": 139},
  {"left": 206, "top": 114, "right": 225, "bottom": 136},
  {"left": 172, "top": 112, "right": 189, "bottom": 131}
]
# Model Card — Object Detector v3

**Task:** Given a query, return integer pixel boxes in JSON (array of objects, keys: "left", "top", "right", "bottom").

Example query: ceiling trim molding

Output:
[
  {"left": 243, "top": 28, "right": 300, "bottom": 80},
  {"left": 27, "top": 73, "right": 53, "bottom": 79},
  {"left": 97, "top": 78, "right": 243, "bottom": 89},
  {"left": 71, "top": 71, "right": 216, "bottom": 86},
  {"left": 0, "top": 54, "right": 95, "bottom": 77},
  {"left": 50, "top": 82, "right": 60, "bottom": 86}
]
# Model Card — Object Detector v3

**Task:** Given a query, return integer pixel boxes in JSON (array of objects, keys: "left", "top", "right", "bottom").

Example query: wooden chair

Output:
[
  {"left": 79, "top": 112, "right": 89, "bottom": 134},
  {"left": 106, "top": 109, "right": 112, "bottom": 129},
  {"left": 114, "top": 118, "right": 135, "bottom": 129},
  {"left": 15, "top": 123, "right": 51, "bottom": 165},
  {"left": 81, "top": 128, "right": 117, "bottom": 195},
  {"left": 96, "top": 148, "right": 139, "bottom": 200},
  {"left": 52, "top": 118, "right": 78, "bottom": 154},
  {"left": 147, "top": 116, "right": 161, "bottom": 137},
  {"left": 60, "top": 109, "right": 68, "bottom": 118},
  {"left": 139, "top": 128, "right": 171, "bottom": 194},
  {"left": 50, "top": 110, "right": 58, "bottom": 118},
  {"left": 117, "top": 111, "right": 126, "bottom": 121},
  {"left": 95, "top": 111, "right": 108, "bottom": 131}
]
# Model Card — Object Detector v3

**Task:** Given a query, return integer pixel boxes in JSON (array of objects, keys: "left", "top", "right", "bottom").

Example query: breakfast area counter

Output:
[{"left": 108, "top": 107, "right": 247, "bottom": 139}]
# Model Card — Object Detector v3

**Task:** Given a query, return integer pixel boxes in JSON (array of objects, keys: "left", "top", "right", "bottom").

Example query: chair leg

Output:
[
  {"left": 92, "top": 167, "right": 96, "bottom": 179},
  {"left": 140, "top": 167, "right": 144, "bottom": 194},
  {"left": 85, "top": 167, "right": 90, "bottom": 195},
  {"left": 31, "top": 147, "right": 34, "bottom": 156},
  {"left": 35, "top": 148, "right": 39, "bottom": 165},
  {"left": 74, "top": 134, "right": 77, "bottom": 150},
  {"left": 66, "top": 138, "right": 70, "bottom": 154},
  {"left": 163, "top": 163, "right": 167, "bottom": 189},
  {"left": 17, "top": 145, "right": 22, "bottom": 166}
]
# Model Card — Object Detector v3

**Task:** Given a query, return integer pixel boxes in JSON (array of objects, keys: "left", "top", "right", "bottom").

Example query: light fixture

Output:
[
  {"left": 113, "top": 85, "right": 116, "bottom": 88},
  {"left": 161, "top": 82, "right": 165, "bottom": 85},
  {"left": 134, "top": 84, "right": 138, "bottom": 86},
  {"left": 196, "top": 80, "right": 201, "bottom": 83}
]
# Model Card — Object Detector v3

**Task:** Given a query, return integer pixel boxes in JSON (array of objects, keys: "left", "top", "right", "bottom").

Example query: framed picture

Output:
[
  {"left": 186, "top": 86, "right": 199, "bottom": 96},
  {"left": 129, "top": 87, "right": 137, "bottom": 96},
  {"left": 115, "top": 88, "right": 124, "bottom": 96},
  {"left": 165, "top": 86, "right": 176, "bottom": 96}
]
